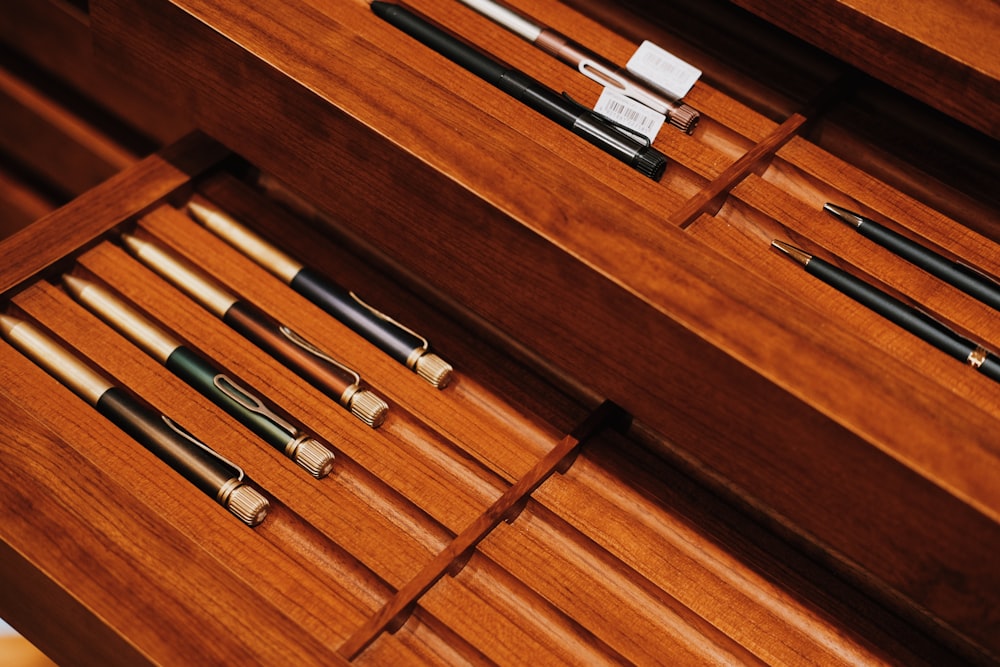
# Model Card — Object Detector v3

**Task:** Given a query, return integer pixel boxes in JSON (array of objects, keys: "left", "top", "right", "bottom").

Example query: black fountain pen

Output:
[
  {"left": 370, "top": 1, "right": 667, "bottom": 181},
  {"left": 824, "top": 203, "right": 1000, "bottom": 311},
  {"left": 63, "top": 274, "right": 336, "bottom": 478},
  {"left": 0, "top": 314, "right": 270, "bottom": 526},
  {"left": 188, "top": 200, "right": 453, "bottom": 388},
  {"left": 772, "top": 240, "right": 1000, "bottom": 383}
]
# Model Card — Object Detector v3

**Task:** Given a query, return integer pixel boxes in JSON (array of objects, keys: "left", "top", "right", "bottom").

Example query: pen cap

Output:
[
  {"left": 667, "top": 104, "right": 700, "bottom": 133},
  {"left": 347, "top": 390, "right": 389, "bottom": 428},
  {"left": 223, "top": 483, "right": 270, "bottom": 526},
  {"left": 287, "top": 436, "right": 336, "bottom": 478},
  {"left": 633, "top": 147, "right": 668, "bottom": 181},
  {"left": 413, "top": 352, "right": 454, "bottom": 388}
]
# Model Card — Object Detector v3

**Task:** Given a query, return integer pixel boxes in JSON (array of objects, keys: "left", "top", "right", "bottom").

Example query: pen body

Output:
[
  {"left": 166, "top": 346, "right": 302, "bottom": 450},
  {"left": 807, "top": 258, "right": 983, "bottom": 363},
  {"left": 858, "top": 220, "right": 1000, "bottom": 310},
  {"left": 96, "top": 387, "right": 241, "bottom": 497},
  {"left": 291, "top": 268, "right": 423, "bottom": 365},
  {"left": 223, "top": 300, "right": 358, "bottom": 403}
]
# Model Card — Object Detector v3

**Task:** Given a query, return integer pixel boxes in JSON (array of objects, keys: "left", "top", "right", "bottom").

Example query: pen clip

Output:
[
  {"left": 278, "top": 325, "right": 361, "bottom": 387},
  {"left": 561, "top": 92, "right": 652, "bottom": 148},
  {"left": 161, "top": 415, "right": 245, "bottom": 481},
  {"left": 213, "top": 374, "right": 298, "bottom": 435},
  {"left": 576, "top": 57, "right": 628, "bottom": 92},
  {"left": 349, "top": 292, "right": 429, "bottom": 353}
]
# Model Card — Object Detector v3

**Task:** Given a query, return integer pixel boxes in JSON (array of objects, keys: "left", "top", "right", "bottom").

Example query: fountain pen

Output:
[
  {"left": 120, "top": 233, "right": 389, "bottom": 428},
  {"left": 370, "top": 1, "right": 667, "bottom": 180},
  {"left": 188, "top": 200, "right": 453, "bottom": 388},
  {"left": 772, "top": 240, "right": 1000, "bottom": 383},
  {"left": 62, "top": 274, "right": 336, "bottom": 478},
  {"left": 0, "top": 314, "right": 270, "bottom": 526}
]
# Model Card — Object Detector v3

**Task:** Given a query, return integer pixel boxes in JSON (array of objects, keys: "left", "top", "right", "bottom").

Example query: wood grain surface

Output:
[{"left": 0, "top": 0, "right": 997, "bottom": 663}]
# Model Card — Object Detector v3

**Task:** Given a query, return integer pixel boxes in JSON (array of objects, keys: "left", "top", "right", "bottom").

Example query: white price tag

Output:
[
  {"left": 593, "top": 88, "right": 664, "bottom": 144},
  {"left": 625, "top": 40, "right": 701, "bottom": 100}
]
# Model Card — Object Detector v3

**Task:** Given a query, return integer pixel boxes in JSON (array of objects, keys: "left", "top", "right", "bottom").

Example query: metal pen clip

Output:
[
  {"left": 161, "top": 415, "right": 245, "bottom": 480},
  {"left": 577, "top": 57, "right": 628, "bottom": 93},
  {"left": 349, "top": 292, "right": 429, "bottom": 353},
  {"left": 213, "top": 374, "right": 298, "bottom": 435},
  {"left": 561, "top": 92, "right": 652, "bottom": 148},
  {"left": 278, "top": 325, "right": 361, "bottom": 387}
]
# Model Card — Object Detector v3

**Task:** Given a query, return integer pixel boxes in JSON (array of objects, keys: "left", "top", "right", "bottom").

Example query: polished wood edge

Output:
[{"left": 0, "top": 131, "right": 227, "bottom": 295}]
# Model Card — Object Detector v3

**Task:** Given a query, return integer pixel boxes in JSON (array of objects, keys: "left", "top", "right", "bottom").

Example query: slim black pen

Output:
[
  {"left": 370, "top": 1, "right": 668, "bottom": 180},
  {"left": 771, "top": 240, "right": 1000, "bottom": 383},
  {"left": 0, "top": 313, "right": 270, "bottom": 526},
  {"left": 824, "top": 203, "right": 1000, "bottom": 311},
  {"left": 455, "top": 0, "right": 700, "bottom": 133},
  {"left": 62, "top": 274, "right": 336, "bottom": 478},
  {"left": 120, "top": 233, "right": 389, "bottom": 428},
  {"left": 187, "top": 200, "right": 453, "bottom": 388}
]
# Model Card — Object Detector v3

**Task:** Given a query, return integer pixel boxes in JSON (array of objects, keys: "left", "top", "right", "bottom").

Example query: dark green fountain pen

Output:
[{"left": 63, "top": 274, "right": 336, "bottom": 478}]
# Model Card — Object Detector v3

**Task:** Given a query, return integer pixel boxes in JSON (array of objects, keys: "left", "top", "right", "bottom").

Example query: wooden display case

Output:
[{"left": 1, "top": 0, "right": 997, "bottom": 664}]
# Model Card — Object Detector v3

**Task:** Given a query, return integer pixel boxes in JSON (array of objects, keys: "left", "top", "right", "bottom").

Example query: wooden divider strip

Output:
[
  {"left": 338, "top": 400, "right": 631, "bottom": 660},
  {"left": 668, "top": 71, "right": 859, "bottom": 228},
  {"left": 667, "top": 112, "right": 805, "bottom": 227}
]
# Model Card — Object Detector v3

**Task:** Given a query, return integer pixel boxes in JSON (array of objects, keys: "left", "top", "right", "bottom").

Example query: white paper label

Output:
[
  {"left": 625, "top": 40, "right": 701, "bottom": 100},
  {"left": 593, "top": 88, "right": 664, "bottom": 144}
]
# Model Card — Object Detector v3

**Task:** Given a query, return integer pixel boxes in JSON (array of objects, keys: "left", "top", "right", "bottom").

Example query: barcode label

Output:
[
  {"left": 593, "top": 89, "right": 664, "bottom": 144},
  {"left": 625, "top": 40, "right": 701, "bottom": 100}
]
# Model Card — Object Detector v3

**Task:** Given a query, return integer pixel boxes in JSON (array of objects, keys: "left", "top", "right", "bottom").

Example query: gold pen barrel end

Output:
[
  {"left": 225, "top": 484, "right": 270, "bottom": 526},
  {"left": 348, "top": 390, "right": 389, "bottom": 428},
  {"left": 287, "top": 437, "right": 336, "bottom": 478},
  {"left": 413, "top": 352, "right": 454, "bottom": 389}
]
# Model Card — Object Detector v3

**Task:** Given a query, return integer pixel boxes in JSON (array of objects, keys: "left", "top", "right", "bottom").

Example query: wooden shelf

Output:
[{"left": 1, "top": 0, "right": 998, "bottom": 663}]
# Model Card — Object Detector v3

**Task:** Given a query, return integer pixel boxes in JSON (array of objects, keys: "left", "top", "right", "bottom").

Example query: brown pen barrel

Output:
[{"left": 223, "top": 301, "right": 358, "bottom": 404}]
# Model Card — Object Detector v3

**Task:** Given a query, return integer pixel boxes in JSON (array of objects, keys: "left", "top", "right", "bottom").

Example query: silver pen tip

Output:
[
  {"left": 823, "top": 203, "right": 865, "bottom": 229},
  {"left": 290, "top": 437, "right": 336, "bottom": 478},
  {"left": 413, "top": 352, "right": 454, "bottom": 389},
  {"left": 771, "top": 240, "right": 813, "bottom": 266},
  {"left": 226, "top": 484, "right": 270, "bottom": 526},
  {"left": 348, "top": 390, "right": 389, "bottom": 428}
]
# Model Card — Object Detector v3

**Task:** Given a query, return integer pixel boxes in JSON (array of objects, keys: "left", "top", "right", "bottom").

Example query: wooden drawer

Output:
[{"left": 1, "top": 0, "right": 998, "bottom": 663}]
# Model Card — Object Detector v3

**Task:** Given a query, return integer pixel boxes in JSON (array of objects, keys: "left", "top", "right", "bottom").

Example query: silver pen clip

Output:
[
  {"left": 577, "top": 57, "right": 677, "bottom": 113},
  {"left": 278, "top": 325, "right": 361, "bottom": 387},
  {"left": 213, "top": 374, "right": 297, "bottom": 435},
  {"left": 349, "top": 292, "right": 429, "bottom": 352},
  {"left": 161, "top": 415, "right": 245, "bottom": 481}
]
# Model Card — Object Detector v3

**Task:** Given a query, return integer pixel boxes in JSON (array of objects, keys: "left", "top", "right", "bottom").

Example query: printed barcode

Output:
[{"left": 593, "top": 89, "right": 665, "bottom": 143}]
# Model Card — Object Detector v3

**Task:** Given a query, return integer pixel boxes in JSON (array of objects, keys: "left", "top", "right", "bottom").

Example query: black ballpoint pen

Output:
[
  {"left": 120, "top": 232, "right": 389, "bottom": 428},
  {"left": 455, "top": 0, "right": 700, "bottom": 133},
  {"left": 772, "top": 240, "right": 1000, "bottom": 384},
  {"left": 62, "top": 274, "right": 336, "bottom": 478},
  {"left": 370, "top": 1, "right": 668, "bottom": 180},
  {"left": 187, "top": 200, "right": 454, "bottom": 388},
  {"left": 824, "top": 203, "right": 1000, "bottom": 311},
  {"left": 0, "top": 313, "right": 270, "bottom": 526}
]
